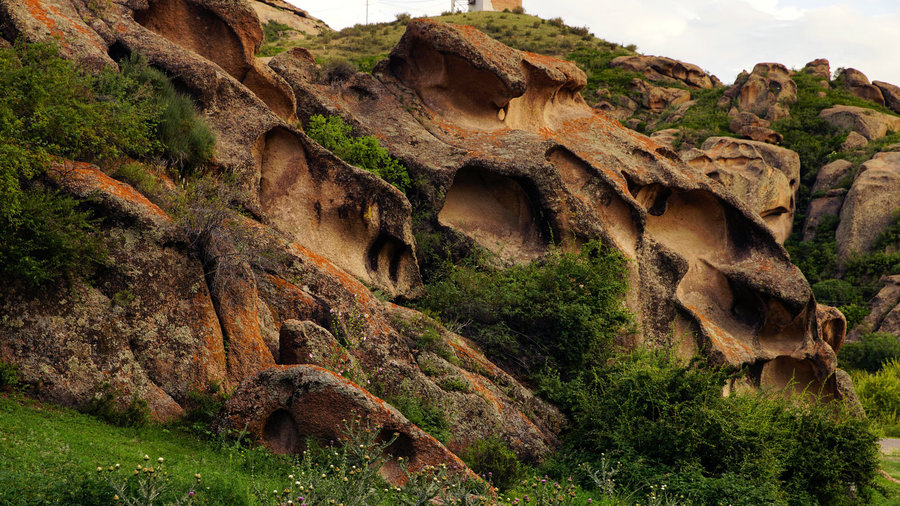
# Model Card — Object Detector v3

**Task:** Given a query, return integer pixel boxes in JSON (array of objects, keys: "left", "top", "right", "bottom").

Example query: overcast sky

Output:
[{"left": 285, "top": 0, "right": 900, "bottom": 86}]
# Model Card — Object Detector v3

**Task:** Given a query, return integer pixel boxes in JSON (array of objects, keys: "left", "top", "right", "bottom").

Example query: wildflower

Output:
[
  {"left": 144, "top": 454, "right": 150, "bottom": 460},
  {"left": 97, "top": 467, "right": 103, "bottom": 472},
  {"left": 114, "top": 495, "right": 120, "bottom": 501},
  {"left": 189, "top": 491, "right": 194, "bottom": 496},
  {"left": 158, "top": 457, "right": 164, "bottom": 463}
]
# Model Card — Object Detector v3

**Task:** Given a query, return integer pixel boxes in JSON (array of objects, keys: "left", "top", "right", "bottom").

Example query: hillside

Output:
[
  {"left": 0, "top": 0, "right": 899, "bottom": 504},
  {"left": 265, "top": 8, "right": 900, "bottom": 348}
]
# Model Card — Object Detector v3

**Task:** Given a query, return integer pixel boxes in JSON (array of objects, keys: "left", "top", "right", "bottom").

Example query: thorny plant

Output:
[
  {"left": 97, "top": 454, "right": 200, "bottom": 506},
  {"left": 330, "top": 294, "right": 372, "bottom": 348},
  {"left": 581, "top": 455, "right": 620, "bottom": 497}
]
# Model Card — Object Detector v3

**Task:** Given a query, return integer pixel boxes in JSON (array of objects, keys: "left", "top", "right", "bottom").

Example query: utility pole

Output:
[{"left": 365, "top": 0, "right": 368, "bottom": 24}]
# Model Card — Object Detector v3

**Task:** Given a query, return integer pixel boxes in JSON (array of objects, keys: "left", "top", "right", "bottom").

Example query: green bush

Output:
[
  {"left": 420, "top": 240, "right": 631, "bottom": 379},
  {"left": 463, "top": 437, "right": 523, "bottom": 491},
  {"left": 839, "top": 332, "right": 900, "bottom": 373},
  {"left": 82, "top": 383, "right": 151, "bottom": 428},
  {"left": 306, "top": 114, "right": 411, "bottom": 193},
  {"left": 0, "top": 40, "right": 156, "bottom": 220},
  {"left": 851, "top": 359, "right": 900, "bottom": 436},
  {"left": 0, "top": 188, "right": 107, "bottom": 287},
  {"left": 118, "top": 54, "right": 215, "bottom": 174},
  {"left": 262, "top": 20, "right": 294, "bottom": 43},
  {"left": 812, "top": 278, "right": 863, "bottom": 307},
  {"left": 382, "top": 391, "right": 451, "bottom": 443},
  {"left": 0, "top": 360, "right": 19, "bottom": 390},
  {"left": 540, "top": 350, "right": 880, "bottom": 505}
]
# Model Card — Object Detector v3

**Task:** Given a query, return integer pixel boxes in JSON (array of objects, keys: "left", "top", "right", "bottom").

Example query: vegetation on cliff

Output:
[{"left": 0, "top": 41, "right": 215, "bottom": 288}]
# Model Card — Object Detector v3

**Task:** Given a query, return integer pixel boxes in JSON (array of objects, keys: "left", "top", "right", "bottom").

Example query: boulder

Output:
[
  {"left": 802, "top": 191, "right": 844, "bottom": 241},
  {"left": 840, "top": 68, "right": 885, "bottom": 106},
  {"left": 836, "top": 152, "right": 900, "bottom": 260},
  {"left": 631, "top": 79, "right": 691, "bottom": 111},
  {"left": 650, "top": 128, "right": 682, "bottom": 150},
  {"left": 727, "top": 63, "right": 797, "bottom": 117},
  {"left": 729, "top": 111, "right": 782, "bottom": 143},
  {"left": 803, "top": 58, "right": 831, "bottom": 80},
  {"left": 841, "top": 131, "right": 869, "bottom": 151},
  {"left": 215, "top": 365, "right": 472, "bottom": 484},
  {"left": 874, "top": 80, "right": 900, "bottom": 115},
  {"left": 812, "top": 159, "right": 853, "bottom": 194},
  {"left": 610, "top": 54, "right": 719, "bottom": 89},
  {"left": 820, "top": 105, "right": 900, "bottom": 141},
  {"left": 684, "top": 137, "right": 800, "bottom": 243},
  {"left": 847, "top": 275, "right": 900, "bottom": 341},
  {"left": 249, "top": 0, "right": 328, "bottom": 36}
]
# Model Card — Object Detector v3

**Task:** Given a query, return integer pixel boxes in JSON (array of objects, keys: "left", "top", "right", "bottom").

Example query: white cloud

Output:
[{"left": 286, "top": 0, "right": 900, "bottom": 85}]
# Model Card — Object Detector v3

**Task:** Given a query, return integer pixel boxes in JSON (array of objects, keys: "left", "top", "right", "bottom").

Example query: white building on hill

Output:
[{"left": 468, "top": 0, "right": 522, "bottom": 12}]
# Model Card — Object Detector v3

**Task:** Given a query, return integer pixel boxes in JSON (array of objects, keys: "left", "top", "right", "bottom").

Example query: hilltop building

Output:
[{"left": 468, "top": 0, "right": 522, "bottom": 12}]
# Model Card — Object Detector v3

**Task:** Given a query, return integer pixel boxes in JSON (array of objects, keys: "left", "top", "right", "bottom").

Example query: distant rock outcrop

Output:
[
  {"left": 725, "top": 63, "right": 797, "bottom": 119},
  {"left": 836, "top": 151, "right": 900, "bottom": 260},
  {"left": 610, "top": 54, "right": 720, "bottom": 89},
  {"left": 839, "top": 68, "right": 885, "bottom": 106},
  {"left": 820, "top": 105, "right": 900, "bottom": 141}
]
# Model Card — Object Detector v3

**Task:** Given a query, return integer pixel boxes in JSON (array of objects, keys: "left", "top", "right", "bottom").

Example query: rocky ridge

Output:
[{"left": 0, "top": 0, "right": 895, "bottom": 480}]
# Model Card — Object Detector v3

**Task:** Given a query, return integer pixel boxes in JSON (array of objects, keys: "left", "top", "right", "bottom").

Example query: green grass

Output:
[
  {"left": 0, "top": 394, "right": 293, "bottom": 505},
  {"left": 873, "top": 451, "right": 900, "bottom": 505}
]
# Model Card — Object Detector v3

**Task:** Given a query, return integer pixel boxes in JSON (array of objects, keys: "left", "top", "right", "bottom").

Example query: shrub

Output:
[
  {"left": 82, "top": 382, "right": 151, "bottom": 428},
  {"left": 851, "top": 359, "right": 900, "bottom": 436},
  {"left": 0, "top": 188, "right": 107, "bottom": 287},
  {"left": 0, "top": 360, "right": 19, "bottom": 390},
  {"left": 420, "top": 240, "right": 631, "bottom": 379},
  {"left": 463, "top": 437, "right": 523, "bottom": 490},
  {"left": 262, "top": 20, "right": 294, "bottom": 43},
  {"left": 380, "top": 390, "right": 451, "bottom": 443},
  {"left": 306, "top": 114, "right": 412, "bottom": 193},
  {"left": 118, "top": 54, "right": 216, "bottom": 174},
  {"left": 839, "top": 332, "right": 900, "bottom": 373},
  {"left": 540, "top": 350, "right": 881, "bottom": 505},
  {"left": 812, "top": 278, "right": 863, "bottom": 307}
]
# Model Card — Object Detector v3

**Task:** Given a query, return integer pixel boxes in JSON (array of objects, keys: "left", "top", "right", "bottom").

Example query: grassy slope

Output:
[
  {"left": 0, "top": 394, "right": 293, "bottom": 505},
  {"left": 877, "top": 451, "right": 900, "bottom": 505},
  {"left": 260, "top": 11, "right": 636, "bottom": 95}
]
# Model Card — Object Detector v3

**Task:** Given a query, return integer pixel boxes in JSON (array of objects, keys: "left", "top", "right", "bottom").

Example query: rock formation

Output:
[
  {"left": 839, "top": 68, "right": 885, "bottom": 106},
  {"left": 820, "top": 105, "right": 900, "bottom": 141},
  {"left": 610, "top": 54, "right": 720, "bottom": 89},
  {"left": 836, "top": 151, "right": 900, "bottom": 260},
  {"left": 0, "top": 0, "right": 859, "bottom": 471},
  {"left": 683, "top": 137, "right": 800, "bottom": 243},
  {"left": 724, "top": 63, "right": 797, "bottom": 120}
]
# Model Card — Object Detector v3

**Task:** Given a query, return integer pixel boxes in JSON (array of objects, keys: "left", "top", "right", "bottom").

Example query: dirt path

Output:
[{"left": 881, "top": 438, "right": 900, "bottom": 453}]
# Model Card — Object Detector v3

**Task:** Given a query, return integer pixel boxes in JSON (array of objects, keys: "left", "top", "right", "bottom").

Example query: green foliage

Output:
[
  {"left": 540, "top": 350, "right": 881, "bottom": 505},
  {"left": 0, "top": 41, "right": 214, "bottom": 287},
  {"left": 420, "top": 241, "right": 631, "bottom": 379},
  {"left": 851, "top": 359, "right": 900, "bottom": 437},
  {"left": 655, "top": 87, "right": 733, "bottom": 147},
  {"left": 812, "top": 278, "right": 863, "bottom": 307},
  {"left": 0, "top": 360, "right": 19, "bottom": 390},
  {"left": 118, "top": 54, "right": 216, "bottom": 175},
  {"left": 838, "top": 303, "right": 870, "bottom": 330},
  {"left": 0, "top": 188, "right": 107, "bottom": 287},
  {"left": 839, "top": 332, "right": 900, "bottom": 373},
  {"left": 383, "top": 391, "right": 451, "bottom": 443},
  {"left": 566, "top": 47, "right": 640, "bottom": 99},
  {"left": 82, "top": 383, "right": 151, "bottom": 428},
  {"left": 0, "top": 40, "right": 156, "bottom": 219},
  {"left": 179, "top": 383, "right": 229, "bottom": 438},
  {"left": 784, "top": 214, "right": 839, "bottom": 285},
  {"left": 306, "top": 114, "right": 411, "bottom": 193},
  {"left": 873, "top": 210, "right": 900, "bottom": 252},
  {"left": 463, "top": 438, "right": 523, "bottom": 491},
  {"left": 262, "top": 20, "right": 295, "bottom": 43}
]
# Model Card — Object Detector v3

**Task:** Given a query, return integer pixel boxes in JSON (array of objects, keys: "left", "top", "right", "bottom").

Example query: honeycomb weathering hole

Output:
[
  {"left": 135, "top": 0, "right": 246, "bottom": 79},
  {"left": 136, "top": 0, "right": 295, "bottom": 120},
  {"left": 377, "top": 429, "right": 416, "bottom": 484},
  {"left": 263, "top": 409, "right": 301, "bottom": 454},
  {"left": 438, "top": 167, "right": 547, "bottom": 261}
]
